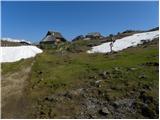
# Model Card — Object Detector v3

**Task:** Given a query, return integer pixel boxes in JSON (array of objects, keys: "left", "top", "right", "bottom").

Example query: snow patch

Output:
[
  {"left": 0, "top": 46, "right": 43, "bottom": 63},
  {"left": 87, "top": 30, "right": 159, "bottom": 53},
  {"left": 1, "top": 37, "right": 32, "bottom": 44}
]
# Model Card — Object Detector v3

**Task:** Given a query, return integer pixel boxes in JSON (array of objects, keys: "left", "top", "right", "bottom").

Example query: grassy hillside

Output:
[
  {"left": 1, "top": 39, "right": 159, "bottom": 118},
  {"left": 27, "top": 39, "right": 158, "bottom": 118}
]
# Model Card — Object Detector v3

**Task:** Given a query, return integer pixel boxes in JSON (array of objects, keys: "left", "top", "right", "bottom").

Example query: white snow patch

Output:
[
  {"left": 0, "top": 46, "right": 43, "bottom": 63},
  {"left": 87, "top": 30, "right": 159, "bottom": 53},
  {"left": 1, "top": 37, "right": 32, "bottom": 44}
]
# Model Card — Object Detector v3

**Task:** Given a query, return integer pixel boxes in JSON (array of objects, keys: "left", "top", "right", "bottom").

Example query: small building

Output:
[
  {"left": 86, "top": 32, "right": 103, "bottom": 39},
  {"left": 40, "top": 31, "right": 66, "bottom": 45}
]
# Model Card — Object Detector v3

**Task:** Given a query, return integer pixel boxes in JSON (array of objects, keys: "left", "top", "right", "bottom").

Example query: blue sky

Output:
[{"left": 1, "top": 1, "right": 159, "bottom": 42}]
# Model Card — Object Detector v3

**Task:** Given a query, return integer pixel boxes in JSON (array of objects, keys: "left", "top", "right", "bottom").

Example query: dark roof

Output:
[
  {"left": 41, "top": 31, "right": 66, "bottom": 42},
  {"left": 46, "top": 31, "right": 63, "bottom": 38},
  {"left": 42, "top": 35, "right": 56, "bottom": 42}
]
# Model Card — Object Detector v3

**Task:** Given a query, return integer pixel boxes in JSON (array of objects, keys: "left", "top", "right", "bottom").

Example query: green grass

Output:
[
  {"left": 1, "top": 58, "right": 34, "bottom": 75},
  {"left": 29, "top": 41, "right": 158, "bottom": 97},
  {"left": 2, "top": 40, "right": 159, "bottom": 118}
]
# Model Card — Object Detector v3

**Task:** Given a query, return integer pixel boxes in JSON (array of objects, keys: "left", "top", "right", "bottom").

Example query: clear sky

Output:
[{"left": 1, "top": 1, "right": 159, "bottom": 42}]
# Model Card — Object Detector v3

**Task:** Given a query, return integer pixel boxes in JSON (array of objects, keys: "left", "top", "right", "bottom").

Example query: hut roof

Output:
[
  {"left": 86, "top": 32, "right": 102, "bottom": 37},
  {"left": 41, "top": 31, "right": 66, "bottom": 42},
  {"left": 46, "top": 31, "right": 63, "bottom": 38}
]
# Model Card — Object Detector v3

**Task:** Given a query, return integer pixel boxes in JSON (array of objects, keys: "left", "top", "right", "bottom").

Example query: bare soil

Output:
[{"left": 1, "top": 62, "right": 33, "bottom": 118}]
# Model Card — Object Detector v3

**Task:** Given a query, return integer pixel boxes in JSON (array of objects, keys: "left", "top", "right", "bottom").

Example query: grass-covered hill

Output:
[
  {"left": 40, "top": 28, "right": 158, "bottom": 53},
  {"left": 2, "top": 36, "right": 159, "bottom": 118}
]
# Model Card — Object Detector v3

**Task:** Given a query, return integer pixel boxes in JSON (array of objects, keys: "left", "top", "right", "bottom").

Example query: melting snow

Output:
[
  {"left": 0, "top": 46, "right": 43, "bottom": 63},
  {"left": 87, "top": 30, "right": 159, "bottom": 53}
]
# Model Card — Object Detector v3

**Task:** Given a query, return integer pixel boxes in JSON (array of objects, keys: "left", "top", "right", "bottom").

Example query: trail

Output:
[{"left": 1, "top": 61, "right": 34, "bottom": 118}]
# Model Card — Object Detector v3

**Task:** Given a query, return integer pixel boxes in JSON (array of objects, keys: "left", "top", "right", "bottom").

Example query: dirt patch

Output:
[{"left": 1, "top": 62, "right": 33, "bottom": 118}]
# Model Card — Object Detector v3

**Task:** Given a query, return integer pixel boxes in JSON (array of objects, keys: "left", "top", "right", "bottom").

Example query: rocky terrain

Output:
[
  {"left": 26, "top": 38, "right": 158, "bottom": 119},
  {"left": 1, "top": 28, "right": 159, "bottom": 119}
]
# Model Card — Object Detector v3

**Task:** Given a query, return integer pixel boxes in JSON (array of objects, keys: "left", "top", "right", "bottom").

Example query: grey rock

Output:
[
  {"left": 86, "top": 100, "right": 96, "bottom": 110},
  {"left": 99, "top": 71, "right": 109, "bottom": 79},
  {"left": 114, "top": 67, "right": 119, "bottom": 71},
  {"left": 113, "top": 99, "right": 135, "bottom": 108},
  {"left": 100, "top": 107, "right": 110, "bottom": 115},
  {"left": 95, "top": 80, "right": 103, "bottom": 84}
]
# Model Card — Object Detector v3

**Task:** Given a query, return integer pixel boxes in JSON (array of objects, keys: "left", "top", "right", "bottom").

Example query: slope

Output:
[
  {"left": 87, "top": 30, "right": 159, "bottom": 53},
  {"left": 24, "top": 38, "right": 159, "bottom": 118}
]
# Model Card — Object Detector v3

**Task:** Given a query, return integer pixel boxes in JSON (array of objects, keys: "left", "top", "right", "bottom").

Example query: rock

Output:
[
  {"left": 45, "top": 94, "right": 66, "bottom": 102},
  {"left": 127, "top": 67, "right": 137, "bottom": 71},
  {"left": 63, "top": 91, "right": 72, "bottom": 99},
  {"left": 64, "top": 88, "right": 84, "bottom": 98},
  {"left": 85, "top": 100, "right": 96, "bottom": 110},
  {"left": 99, "top": 107, "right": 110, "bottom": 115},
  {"left": 74, "top": 88, "right": 84, "bottom": 95},
  {"left": 99, "top": 71, "right": 109, "bottom": 79},
  {"left": 139, "top": 74, "right": 147, "bottom": 79},
  {"left": 45, "top": 95, "right": 55, "bottom": 102},
  {"left": 113, "top": 99, "right": 135, "bottom": 109},
  {"left": 114, "top": 67, "right": 119, "bottom": 71},
  {"left": 95, "top": 80, "right": 103, "bottom": 84},
  {"left": 142, "top": 84, "right": 151, "bottom": 90},
  {"left": 91, "top": 80, "right": 103, "bottom": 88}
]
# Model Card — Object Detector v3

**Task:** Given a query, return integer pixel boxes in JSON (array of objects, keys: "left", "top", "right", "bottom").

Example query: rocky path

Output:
[{"left": 1, "top": 61, "right": 34, "bottom": 118}]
